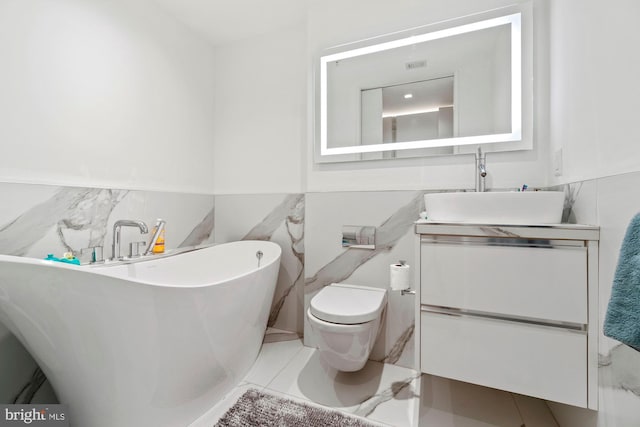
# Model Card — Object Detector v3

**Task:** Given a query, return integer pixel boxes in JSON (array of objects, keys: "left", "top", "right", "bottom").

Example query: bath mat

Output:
[{"left": 214, "top": 388, "right": 382, "bottom": 427}]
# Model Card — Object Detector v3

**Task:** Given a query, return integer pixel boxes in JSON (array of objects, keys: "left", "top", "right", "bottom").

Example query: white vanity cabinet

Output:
[{"left": 415, "top": 222, "right": 599, "bottom": 409}]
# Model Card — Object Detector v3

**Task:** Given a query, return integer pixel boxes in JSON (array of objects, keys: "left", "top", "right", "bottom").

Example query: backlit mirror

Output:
[{"left": 316, "top": 7, "right": 532, "bottom": 162}]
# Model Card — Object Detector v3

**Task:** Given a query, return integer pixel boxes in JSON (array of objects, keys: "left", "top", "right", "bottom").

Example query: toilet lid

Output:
[{"left": 310, "top": 283, "right": 387, "bottom": 325}]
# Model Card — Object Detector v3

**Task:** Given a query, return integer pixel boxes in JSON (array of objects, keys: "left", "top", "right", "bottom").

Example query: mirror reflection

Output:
[
  {"left": 319, "top": 11, "right": 525, "bottom": 161},
  {"left": 361, "top": 76, "right": 455, "bottom": 146}
]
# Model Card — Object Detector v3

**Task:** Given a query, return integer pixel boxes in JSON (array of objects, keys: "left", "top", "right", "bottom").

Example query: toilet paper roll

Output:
[{"left": 390, "top": 263, "right": 411, "bottom": 291}]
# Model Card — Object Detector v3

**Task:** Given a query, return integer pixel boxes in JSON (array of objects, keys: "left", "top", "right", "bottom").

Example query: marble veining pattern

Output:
[
  {"left": 243, "top": 194, "right": 304, "bottom": 241},
  {"left": 478, "top": 226, "right": 522, "bottom": 238},
  {"left": 353, "top": 373, "right": 420, "bottom": 418},
  {"left": 0, "top": 182, "right": 216, "bottom": 405},
  {"left": 214, "top": 194, "right": 305, "bottom": 334},
  {"left": 561, "top": 183, "right": 580, "bottom": 223},
  {"left": 599, "top": 344, "right": 640, "bottom": 396},
  {"left": 179, "top": 203, "right": 215, "bottom": 247},
  {"left": 373, "top": 322, "right": 415, "bottom": 365},
  {"left": 191, "top": 338, "right": 419, "bottom": 427},
  {"left": 241, "top": 194, "right": 305, "bottom": 330},
  {"left": 193, "top": 335, "right": 559, "bottom": 427},
  {"left": 0, "top": 187, "right": 127, "bottom": 256},
  {"left": 269, "top": 197, "right": 304, "bottom": 327},
  {"left": 305, "top": 191, "right": 424, "bottom": 369},
  {"left": 305, "top": 192, "right": 423, "bottom": 294},
  {"left": 546, "top": 172, "right": 640, "bottom": 427}
]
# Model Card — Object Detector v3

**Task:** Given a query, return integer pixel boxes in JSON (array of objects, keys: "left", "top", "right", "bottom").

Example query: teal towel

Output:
[{"left": 604, "top": 213, "right": 640, "bottom": 352}]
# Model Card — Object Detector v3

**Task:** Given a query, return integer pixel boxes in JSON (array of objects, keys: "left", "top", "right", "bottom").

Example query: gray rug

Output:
[{"left": 214, "top": 389, "right": 382, "bottom": 427}]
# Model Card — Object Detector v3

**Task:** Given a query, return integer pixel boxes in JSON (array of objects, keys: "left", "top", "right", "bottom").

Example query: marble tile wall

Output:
[
  {"left": 234, "top": 182, "right": 640, "bottom": 425},
  {"left": 304, "top": 191, "right": 425, "bottom": 369},
  {"left": 549, "top": 172, "right": 640, "bottom": 427},
  {"left": 212, "top": 190, "right": 425, "bottom": 372},
  {"left": 0, "top": 183, "right": 216, "bottom": 260},
  {"left": 0, "top": 182, "right": 216, "bottom": 404},
  {"left": 213, "top": 194, "right": 305, "bottom": 336},
  {"left": 4, "top": 179, "right": 638, "bottom": 427}
]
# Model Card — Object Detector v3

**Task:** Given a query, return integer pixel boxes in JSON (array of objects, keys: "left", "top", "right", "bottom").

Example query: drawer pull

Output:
[
  {"left": 421, "top": 305, "right": 587, "bottom": 333},
  {"left": 421, "top": 235, "right": 585, "bottom": 248}
]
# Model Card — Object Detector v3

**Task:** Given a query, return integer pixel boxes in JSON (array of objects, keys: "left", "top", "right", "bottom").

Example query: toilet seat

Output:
[{"left": 309, "top": 283, "right": 387, "bottom": 325}]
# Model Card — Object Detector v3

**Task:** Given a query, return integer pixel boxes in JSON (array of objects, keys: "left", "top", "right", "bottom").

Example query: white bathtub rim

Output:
[{"left": 0, "top": 240, "right": 282, "bottom": 289}]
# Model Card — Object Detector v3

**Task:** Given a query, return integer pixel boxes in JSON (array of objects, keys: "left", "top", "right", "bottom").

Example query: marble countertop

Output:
[{"left": 414, "top": 220, "right": 600, "bottom": 240}]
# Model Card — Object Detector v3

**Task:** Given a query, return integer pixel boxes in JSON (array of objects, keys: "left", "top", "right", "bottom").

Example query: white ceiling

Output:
[{"left": 150, "top": 0, "right": 308, "bottom": 46}]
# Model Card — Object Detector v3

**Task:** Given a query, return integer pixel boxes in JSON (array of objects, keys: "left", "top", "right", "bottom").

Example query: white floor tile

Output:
[
  {"left": 243, "top": 337, "right": 304, "bottom": 386},
  {"left": 355, "top": 372, "right": 420, "bottom": 427},
  {"left": 418, "top": 375, "right": 523, "bottom": 427},
  {"left": 189, "top": 383, "right": 263, "bottom": 427},
  {"left": 266, "top": 347, "right": 381, "bottom": 407},
  {"left": 190, "top": 342, "right": 558, "bottom": 427},
  {"left": 512, "top": 394, "right": 559, "bottom": 427},
  {"left": 266, "top": 346, "right": 420, "bottom": 426}
]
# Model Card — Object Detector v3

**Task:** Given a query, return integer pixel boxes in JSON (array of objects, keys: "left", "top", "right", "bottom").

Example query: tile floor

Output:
[{"left": 191, "top": 331, "right": 560, "bottom": 427}]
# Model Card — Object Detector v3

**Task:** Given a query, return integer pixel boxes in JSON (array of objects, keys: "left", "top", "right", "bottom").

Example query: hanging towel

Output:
[{"left": 604, "top": 213, "right": 640, "bottom": 352}]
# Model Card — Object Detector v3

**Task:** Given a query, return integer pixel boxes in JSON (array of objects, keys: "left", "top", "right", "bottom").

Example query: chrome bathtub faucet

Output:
[{"left": 111, "top": 219, "right": 148, "bottom": 261}]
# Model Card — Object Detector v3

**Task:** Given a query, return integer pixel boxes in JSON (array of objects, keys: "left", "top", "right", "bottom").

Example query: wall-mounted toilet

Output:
[{"left": 307, "top": 283, "right": 387, "bottom": 372}]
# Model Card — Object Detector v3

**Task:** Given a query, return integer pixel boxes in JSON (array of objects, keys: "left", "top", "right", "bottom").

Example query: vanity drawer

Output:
[
  {"left": 420, "top": 311, "right": 587, "bottom": 408},
  {"left": 420, "top": 242, "right": 587, "bottom": 324}
]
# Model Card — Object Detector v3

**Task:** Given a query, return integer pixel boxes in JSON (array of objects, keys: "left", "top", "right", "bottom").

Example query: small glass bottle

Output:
[{"left": 151, "top": 219, "right": 166, "bottom": 254}]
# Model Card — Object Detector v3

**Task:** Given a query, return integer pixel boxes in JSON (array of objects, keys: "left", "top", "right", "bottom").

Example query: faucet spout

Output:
[
  {"left": 111, "top": 220, "right": 148, "bottom": 261},
  {"left": 475, "top": 147, "right": 487, "bottom": 192}
]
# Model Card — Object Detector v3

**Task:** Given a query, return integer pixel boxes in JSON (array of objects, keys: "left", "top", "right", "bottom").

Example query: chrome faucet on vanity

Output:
[
  {"left": 475, "top": 147, "right": 487, "bottom": 192},
  {"left": 111, "top": 220, "right": 148, "bottom": 260}
]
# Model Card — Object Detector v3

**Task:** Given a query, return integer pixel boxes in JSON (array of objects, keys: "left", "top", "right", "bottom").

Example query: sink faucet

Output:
[
  {"left": 111, "top": 220, "right": 148, "bottom": 260},
  {"left": 475, "top": 147, "right": 487, "bottom": 192}
]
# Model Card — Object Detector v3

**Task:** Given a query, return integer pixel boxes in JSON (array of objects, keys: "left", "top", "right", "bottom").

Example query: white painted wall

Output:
[
  {"left": 306, "top": 0, "right": 550, "bottom": 192},
  {"left": 549, "top": 0, "right": 640, "bottom": 184},
  {"left": 546, "top": 1, "right": 640, "bottom": 425},
  {"left": 0, "top": 0, "right": 216, "bottom": 193},
  {"left": 211, "top": 25, "right": 306, "bottom": 194}
]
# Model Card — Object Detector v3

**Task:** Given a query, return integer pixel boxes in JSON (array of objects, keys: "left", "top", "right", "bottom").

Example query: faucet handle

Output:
[
  {"left": 129, "top": 241, "right": 147, "bottom": 258},
  {"left": 80, "top": 246, "right": 104, "bottom": 264}
]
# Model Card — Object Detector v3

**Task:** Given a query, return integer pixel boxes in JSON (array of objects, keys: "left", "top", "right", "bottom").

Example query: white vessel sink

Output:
[{"left": 424, "top": 191, "right": 565, "bottom": 225}]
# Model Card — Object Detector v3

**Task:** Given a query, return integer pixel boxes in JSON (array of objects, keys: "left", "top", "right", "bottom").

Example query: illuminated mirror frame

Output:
[{"left": 319, "top": 13, "right": 522, "bottom": 157}]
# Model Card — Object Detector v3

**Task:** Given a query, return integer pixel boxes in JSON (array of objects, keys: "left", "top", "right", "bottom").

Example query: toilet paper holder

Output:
[{"left": 394, "top": 260, "right": 415, "bottom": 296}]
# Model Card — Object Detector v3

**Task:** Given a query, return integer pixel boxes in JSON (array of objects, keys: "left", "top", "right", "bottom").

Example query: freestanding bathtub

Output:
[{"left": 0, "top": 240, "right": 281, "bottom": 427}]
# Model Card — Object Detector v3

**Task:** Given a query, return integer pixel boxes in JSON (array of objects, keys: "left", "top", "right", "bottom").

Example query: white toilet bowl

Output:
[{"left": 307, "top": 283, "right": 387, "bottom": 372}]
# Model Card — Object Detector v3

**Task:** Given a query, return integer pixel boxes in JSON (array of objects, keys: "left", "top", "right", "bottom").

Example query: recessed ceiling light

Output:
[{"left": 404, "top": 93, "right": 413, "bottom": 99}]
